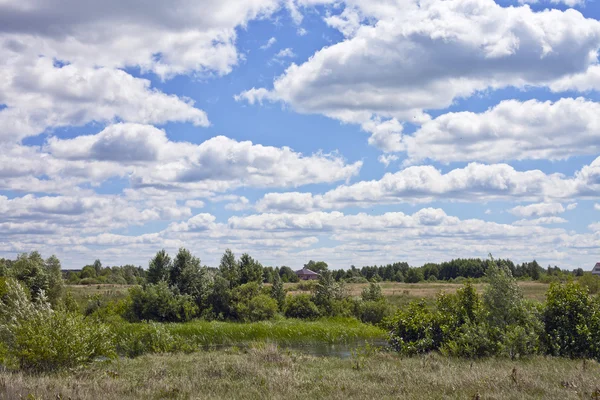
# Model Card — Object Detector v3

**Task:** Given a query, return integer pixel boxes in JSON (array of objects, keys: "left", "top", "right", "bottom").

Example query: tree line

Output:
[{"left": 60, "top": 253, "right": 580, "bottom": 286}]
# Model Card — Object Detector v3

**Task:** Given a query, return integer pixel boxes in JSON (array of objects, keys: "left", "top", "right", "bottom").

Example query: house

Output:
[
  {"left": 592, "top": 263, "right": 600, "bottom": 276},
  {"left": 295, "top": 267, "right": 320, "bottom": 280}
]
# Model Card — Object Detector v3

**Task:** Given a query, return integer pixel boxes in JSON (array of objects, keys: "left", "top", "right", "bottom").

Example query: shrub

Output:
[
  {"left": 245, "top": 294, "right": 278, "bottom": 322},
  {"left": 284, "top": 294, "right": 320, "bottom": 319},
  {"left": 0, "top": 279, "right": 114, "bottom": 371},
  {"left": 361, "top": 282, "right": 383, "bottom": 302},
  {"left": 296, "top": 281, "right": 318, "bottom": 292},
  {"left": 543, "top": 282, "right": 600, "bottom": 359},
  {"left": 128, "top": 282, "right": 198, "bottom": 322},
  {"left": 357, "top": 300, "right": 393, "bottom": 324},
  {"left": 578, "top": 273, "right": 600, "bottom": 295},
  {"left": 386, "top": 301, "right": 444, "bottom": 355}
]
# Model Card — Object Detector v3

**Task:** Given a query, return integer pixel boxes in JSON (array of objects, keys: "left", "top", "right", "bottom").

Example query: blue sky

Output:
[{"left": 1, "top": 0, "right": 600, "bottom": 269}]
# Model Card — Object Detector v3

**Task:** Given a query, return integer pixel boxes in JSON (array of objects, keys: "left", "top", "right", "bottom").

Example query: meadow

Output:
[
  {"left": 72, "top": 280, "right": 551, "bottom": 310},
  {"left": 2, "top": 345, "right": 600, "bottom": 400}
]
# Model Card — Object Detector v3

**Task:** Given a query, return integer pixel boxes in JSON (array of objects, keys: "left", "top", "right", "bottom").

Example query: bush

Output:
[
  {"left": 543, "top": 282, "right": 600, "bottom": 359},
  {"left": 0, "top": 278, "right": 114, "bottom": 371},
  {"left": 361, "top": 282, "right": 383, "bottom": 302},
  {"left": 284, "top": 294, "right": 320, "bottom": 319},
  {"left": 386, "top": 301, "right": 444, "bottom": 355},
  {"left": 357, "top": 300, "right": 393, "bottom": 324},
  {"left": 578, "top": 273, "right": 600, "bottom": 295},
  {"left": 245, "top": 294, "right": 278, "bottom": 322},
  {"left": 128, "top": 282, "right": 198, "bottom": 322}
]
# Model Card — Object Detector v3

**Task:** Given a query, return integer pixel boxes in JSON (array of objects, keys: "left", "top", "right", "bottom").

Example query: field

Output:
[
  {"left": 70, "top": 281, "right": 550, "bottom": 310},
  {"left": 2, "top": 346, "right": 599, "bottom": 400}
]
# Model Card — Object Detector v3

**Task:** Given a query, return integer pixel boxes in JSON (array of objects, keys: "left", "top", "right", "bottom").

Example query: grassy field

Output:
[
  {"left": 287, "top": 281, "right": 550, "bottom": 307},
  {"left": 2, "top": 346, "right": 599, "bottom": 400},
  {"left": 69, "top": 281, "right": 550, "bottom": 310}
]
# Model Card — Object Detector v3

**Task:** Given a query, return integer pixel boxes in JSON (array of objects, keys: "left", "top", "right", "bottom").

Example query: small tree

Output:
[
  {"left": 361, "top": 282, "right": 383, "bottom": 302},
  {"left": 219, "top": 249, "right": 240, "bottom": 288},
  {"left": 239, "top": 253, "right": 263, "bottom": 284},
  {"left": 271, "top": 273, "right": 286, "bottom": 310},
  {"left": 147, "top": 249, "right": 172, "bottom": 284},
  {"left": 44, "top": 255, "right": 64, "bottom": 306}
]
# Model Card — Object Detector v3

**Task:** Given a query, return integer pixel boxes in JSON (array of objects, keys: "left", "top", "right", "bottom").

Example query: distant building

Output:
[
  {"left": 592, "top": 263, "right": 600, "bottom": 276},
  {"left": 295, "top": 267, "right": 319, "bottom": 280}
]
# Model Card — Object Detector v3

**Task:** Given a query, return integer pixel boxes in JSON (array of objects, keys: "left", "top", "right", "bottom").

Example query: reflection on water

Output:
[{"left": 202, "top": 339, "right": 390, "bottom": 359}]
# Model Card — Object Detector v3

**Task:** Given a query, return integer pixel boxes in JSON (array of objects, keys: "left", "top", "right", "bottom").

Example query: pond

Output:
[{"left": 201, "top": 338, "right": 390, "bottom": 358}]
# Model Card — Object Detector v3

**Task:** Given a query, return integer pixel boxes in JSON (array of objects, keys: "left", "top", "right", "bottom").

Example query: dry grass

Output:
[
  {"left": 286, "top": 281, "right": 549, "bottom": 308},
  {"left": 2, "top": 347, "right": 599, "bottom": 399}
]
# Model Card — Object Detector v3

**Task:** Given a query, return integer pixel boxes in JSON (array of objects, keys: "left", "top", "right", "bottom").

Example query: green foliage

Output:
[
  {"left": 147, "top": 249, "right": 172, "bottom": 284},
  {"left": 0, "top": 278, "right": 114, "bottom": 371},
  {"left": 543, "top": 282, "right": 600, "bottom": 359},
  {"left": 357, "top": 300, "right": 393, "bottom": 324},
  {"left": 578, "top": 273, "right": 600, "bottom": 295},
  {"left": 361, "top": 282, "right": 383, "bottom": 302},
  {"left": 128, "top": 282, "right": 198, "bottom": 322},
  {"left": 314, "top": 270, "right": 346, "bottom": 315},
  {"left": 386, "top": 301, "right": 444, "bottom": 355},
  {"left": 284, "top": 294, "right": 320, "bottom": 319},
  {"left": 271, "top": 273, "right": 286, "bottom": 310},
  {"left": 219, "top": 249, "right": 241, "bottom": 288},
  {"left": 239, "top": 253, "right": 263, "bottom": 284},
  {"left": 114, "top": 321, "right": 180, "bottom": 357},
  {"left": 244, "top": 294, "right": 278, "bottom": 322},
  {"left": 405, "top": 268, "right": 424, "bottom": 283}
]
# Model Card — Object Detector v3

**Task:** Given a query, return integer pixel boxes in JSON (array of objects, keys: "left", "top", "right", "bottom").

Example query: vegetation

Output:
[
  {"left": 2, "top": 248, "right": 600, "bottom": 386},
  {"left": 3, "top": 349, "right": 600, "bottom": 399}
]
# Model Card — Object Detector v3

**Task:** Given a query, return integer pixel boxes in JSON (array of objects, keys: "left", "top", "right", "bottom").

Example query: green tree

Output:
[
  {"left": 405, "top": 268, "right": 424, "bottom": 283},
  {"left": 11, "top": 252, "right": 49, "bottom": 301},
  {"left": 147, "top": 249, "right": 172, "bottom": 284},
  {"left": 271, "top": 273, "right": 286, "bottom": 310},
  {"left": 93, "top": 259, "right": 102, "bottom": 277},
  {"left": 361, "top": 282, "right": 383, "bottom": 302},
  {"left": 44, "top": 255, "right": 64, "bottom": 306},
  {"left": 219, "top": 249, "right": 240, "bottom": 287},
  {"left": 239, "top": 253, "right": 263, "bottom": 284},
  {"left": 314, "top": 270, "right": 344, "bottom": 315},
  {"left": 284, "top": 294, "right": 320, "bottom": 319}
]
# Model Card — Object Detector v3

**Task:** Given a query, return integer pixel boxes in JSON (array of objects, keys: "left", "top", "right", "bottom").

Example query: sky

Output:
[{"left": 1, "top": 0, "right": 600, "bottom": 270}]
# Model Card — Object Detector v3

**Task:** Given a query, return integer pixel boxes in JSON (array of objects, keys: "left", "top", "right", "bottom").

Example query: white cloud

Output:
[
  {"left": 274, "top": 48, "right": 296, "bottom": 59},
  {"left": 238, "top": 0, "right": 600, "bottom": 150},
  {"left": 403, "top": 98, "right": 600, "bottom": 163},
  {"left": 567, "top": 202, "right": 578, "bottom": 210},
  {"left": 0, "top": 0, "right": 283, "bottom": 78},
  {"left": 378, "top": 154, "right": 399, "bottom": 168},
  {"left": 0, "top": 57, "right": 208, "bottom": 143},
  {"left": 297, "top": 28, "right": 308, "bottom": 36},
  {"left": 185, "top": 200, "right": 205, "bottom": 209},
  {"left": 509, "top": 202, "right": 565, "bottom": 218},
  {"left": 256, "top": 157, "right": 600, "bottom": 212},
  {"left": 260, "top": 37, "right": 277, "bottom": 50},
  {"left": 595, "top": 203, "right": 600, "bottom": 211},
  {"left": 513, "top": 217, "right": 568, "bottom": 226},
  {"left": 224, "top": 196, "right": 251, "bottom": 211},
  {"left": 25, "top": 123, "right": 362, "bottom": 195}
]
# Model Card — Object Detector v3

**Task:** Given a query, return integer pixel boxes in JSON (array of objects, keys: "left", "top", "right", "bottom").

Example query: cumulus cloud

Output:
[
  {"left": 238, "top": 0, "right": 600, "bottom": 150},
  {"left": 595, "top": 203, "right": 600, "bottom": 211},
  {"left": 28, "top": 123, "right": 362, "bottom": 195},
  {"left": 402, "top": 98, "right": 600, "bottom": 163},
  {"left": 256, "top": 157, "right": 600, "bottom": 212},
  {"left": 0, "top": 57, "right": 208, "bottom": 143},
  {"left": 509, "top": 202, "right": 565, "bottom": 218},
  {"left": 0, "top": 0, "right": 282, "bottom": 78},
  {"left": 378, "top": 154, "right": 399, "bottom": 168}
]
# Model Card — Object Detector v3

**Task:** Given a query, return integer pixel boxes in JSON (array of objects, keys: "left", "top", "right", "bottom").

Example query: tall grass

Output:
[
  {"left": 3, "top": 349, "right": 600, "bottom": 400},
  {"left": 112, "top": 317, "right": 386, "bottom": 354}
]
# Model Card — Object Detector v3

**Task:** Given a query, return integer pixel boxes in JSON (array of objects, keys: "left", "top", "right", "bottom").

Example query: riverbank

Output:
[{"left": 2, "top": 346, "right": 599, "bottom": 399}]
